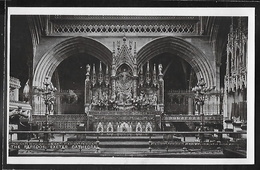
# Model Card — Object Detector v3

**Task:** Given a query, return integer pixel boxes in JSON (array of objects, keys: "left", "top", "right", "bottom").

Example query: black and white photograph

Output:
[{"left": 5, "top": 7, "right": 255, "bottom": 165}]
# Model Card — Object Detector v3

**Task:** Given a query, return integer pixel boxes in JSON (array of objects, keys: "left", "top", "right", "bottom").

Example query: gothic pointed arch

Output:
[
  {"left": 33, "top": 36, "right": 112, "bottom": 87},
  {"left": 137, "top": 36, "right": 216, "bottom": 87}
]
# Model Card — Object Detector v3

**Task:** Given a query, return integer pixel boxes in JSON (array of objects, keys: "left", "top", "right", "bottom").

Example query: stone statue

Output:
[
  {"left": 158, "top": 64, "right": 163, "bottom": 75},
  {"left": 197, "top": 77, "right": 206, "bottom": 87},
  {"left": 151, "top": 94, "right": 157, "bottom": 105},
  {"left": 67, "top": 89, "right": 78, "bottom": 104},
  {"left": 101, "top": 91, "right": 109, "bottom": 107},
  {"left": 116, "top": 68, "right": 133, "bottom": 105},
  {"left": 92, "top": 92, "right": 99, "bottom": 105},
  {"left": 23, "top": 80, "right": 30, "bottom": 102},
  {"left": 86, "top": 64, "right": 91, "bottom": 75},
  {"left": 117, "top": 68, "right": 132, "bottom": 84},
  {"left": 138, "top": 91, "right": 147, "bottom": 105}
]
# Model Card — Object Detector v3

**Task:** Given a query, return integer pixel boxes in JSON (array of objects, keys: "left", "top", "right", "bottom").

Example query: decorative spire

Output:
[
  {"left": 86, "top": 64, "right": 90, "bottom": 76},
  {"left": 113, "top": 42, "right": 115, "bottom": 54},
  {"left": 139, "top": 66, "right": 144, "bottom": 87},
  {"left": 140, "top": 65, "right": 143, "bottom": 74},
  {"left": 93, "top": 64, "right": 96, "bottom": 74},
  {"left": 99, "top": 61, "right": 102, "bottom": 72},
  {"left": 105, "top": 65, "right": 110, "bottom": 87},
  {"left": 134, "top": 42, "right": 136, "bottom": 55},
  {"left": 98, "top": 61, "right": 103, "bottom": 85},
  {"left": 158, "top": 64, "right": 163, "bottom": 81},
  {"left": 230, "top": 17, "right": 234, "bottom": 35},
  {"left": 158, "top": 64, "right": 163, "bottom": 75},
  {"left": 85, "top": 64, "right": 91, "bottom": 81},
  {"left": 117, "top": 40, "right": 120, "bottom": 51},
  {"left": 153, "top": 63, "right": 157, "bottom": 87},
  {"left": 106, "top": 65, "right": 109, "bottom": 74},
  {"left": 146, "top": 61, "right": 151, "bottom": 85},
  {"left": 129, "top": 40, "right": 132, "bottom": 50},
  {"left": 153, "top": 63, "right": 156, "bottom": 74},
  {"left": 92, "top": 64, "right": 96, "bottom": 86},
  {"left": 23, "top": 80, "right": 30, "bottom": 102}
]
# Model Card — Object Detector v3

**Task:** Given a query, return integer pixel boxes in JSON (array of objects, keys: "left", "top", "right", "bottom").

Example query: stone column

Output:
[
  {"left": 133, "top": 76, "right": 138, "bottom": 99},
  {"left": 85, "top": 65, "right": 92, "bottom": 130},
  {"left": 84, "top": 64, "right": 92, "bottom": 113},
  {"left": 111, "top": 77, "right": 116, "bottom": 100},
  {"left": 158, "top": 64, "right": 164, "bottom": 112},
  {"left": 188, "top": 97, "right": 193, "bottom": 115}
]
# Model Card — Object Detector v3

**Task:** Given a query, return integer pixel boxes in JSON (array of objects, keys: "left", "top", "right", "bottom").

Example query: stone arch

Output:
[
  {"left": 116, "top": 62, "right": 134, "bottom": 75},
  {"left": 33, "top": 36, "right": 112, "bottom": 87},
  {"left": 97, "top": 122, "right": 104, "bottom": 132},
  {"left": 137, "top": 36, "right": 216, "bottom": 87},
  {"left": 119, "top": 122, "right": 130, "bottom": 132},
  {"left": 106, "top": 122, "right": 114, "bottom": 132},
  {"left": 116, "top": 63, "right": 133, "bottom": 75},
  {"left": 136, "top": 122, "right": 142, "bottom": 132},
  {"left": 145, "top": 122, "right": 152, "bottom": 132}
]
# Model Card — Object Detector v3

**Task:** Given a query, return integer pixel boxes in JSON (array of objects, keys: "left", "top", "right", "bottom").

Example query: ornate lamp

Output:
[
  {"left": 35, "top": 76, "right": 56, "bottom": 141},
  {"left": 192, "top": 77, "right": 215, "bottom": 141}
]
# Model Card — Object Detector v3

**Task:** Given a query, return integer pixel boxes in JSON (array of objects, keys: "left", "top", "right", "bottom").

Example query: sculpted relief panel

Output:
[{"left": 115, "top": 65, "right": 133, "bottom": 106}]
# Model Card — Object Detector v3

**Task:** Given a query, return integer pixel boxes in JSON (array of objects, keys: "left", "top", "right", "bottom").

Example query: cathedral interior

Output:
[{"left": 8, "top": 14, "right": 248, "bottom": 158}]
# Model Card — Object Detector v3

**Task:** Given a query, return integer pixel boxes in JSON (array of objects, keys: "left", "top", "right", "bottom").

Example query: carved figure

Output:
[
  {"left": 67, "top": 89, "right": 78, "bottom": 104},
  {"left": 158, "top": 64, "right": 163, "bottom": 75},
  {"left": 23, "top": 80, "right": 30, "bottom": 102},
  {"left": 117, "top": 68, "right": 132, "bottom": 83},
  {"left": 197, "top": 77, "right": 206, "bottom": 87},
  {"left": 116, "top": 68, "right": 133, "bottom": 105},
  {"left": 92, "top": 92, "right": 99, "bottom": 105},
  {"left": 86, "top": 64, "right": 91, "bottom": 75},
  {"left": 101, "top": 91, "right": 109, "bottom": 107},
  {"left": 137, "top": 91, "right": 144, "bottom": 104},
  {"left": 151, "top": 93, "right": 157, "bottom": 105}
]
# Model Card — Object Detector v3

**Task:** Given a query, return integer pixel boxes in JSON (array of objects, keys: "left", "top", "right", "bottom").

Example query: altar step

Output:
[
  {"left": 67, "top": 135, "right": 182, "bottom": 148},
  {"left": 12, "top": 134, "right": 230, "bottom": 157},
  {"left": 67, "top": 135, "right": 182, "bottom": 142},
  {"left": 99, "top": 141, "right": 149, "bottom": 148},
  {"left": 17, "top": 147, "right": 225, "bottom": 158}
]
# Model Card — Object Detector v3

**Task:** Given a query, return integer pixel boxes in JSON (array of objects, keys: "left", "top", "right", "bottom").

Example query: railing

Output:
[
  {"left": 9, "top": 131, "right": 246, "bottom": 157},
  {"left": 32, "top": 114, "right": 86, "bottom": 131},
  {"left": 30, "top": 114, "right": 223, "bottom": 131},
  {"left": 90, "top": 111, "right": 161, "bottom": 115},
  {"left": 162, "top": 114, "right": 223, "bottom": 123}
]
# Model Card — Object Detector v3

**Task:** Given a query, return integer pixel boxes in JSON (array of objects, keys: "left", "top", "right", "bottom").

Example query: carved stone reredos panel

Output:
[{"left": 84, "top": 37, "right": 164, "bottom": 112}]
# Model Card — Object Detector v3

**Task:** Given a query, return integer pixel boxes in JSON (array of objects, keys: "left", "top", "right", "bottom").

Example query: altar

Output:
[
  {"left": 88, "top": 111, "right": 162, "bottom": 132},
  {"left": 84, "top": 37, "right": 164, "bottom": 132}
]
